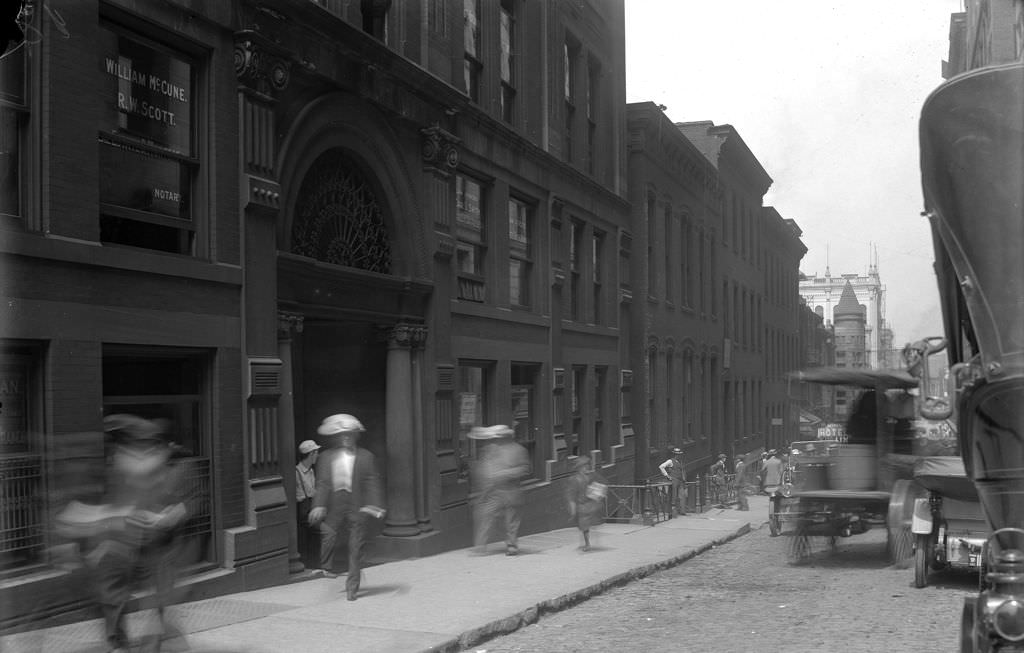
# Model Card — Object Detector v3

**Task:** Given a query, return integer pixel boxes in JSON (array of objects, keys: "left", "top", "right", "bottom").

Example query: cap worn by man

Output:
[{"left": 298, "top": 440, "right": 321, "bottom": 455}]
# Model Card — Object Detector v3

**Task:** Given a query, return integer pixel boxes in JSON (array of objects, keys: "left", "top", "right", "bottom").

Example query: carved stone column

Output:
[
  {"left": 382, "top": 323, "right": 428, "bottom": 537},
  {"left": 278, "top": 312, "right": 304, "bottom": 572}
]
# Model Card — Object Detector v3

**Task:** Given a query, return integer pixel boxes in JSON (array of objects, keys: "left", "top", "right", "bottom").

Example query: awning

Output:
[
  {"left": 799, "top": 409, "right": 823, "bottom": 426},
  {"left": 788, "top": 367, "right": 919, "bottom": 389}
]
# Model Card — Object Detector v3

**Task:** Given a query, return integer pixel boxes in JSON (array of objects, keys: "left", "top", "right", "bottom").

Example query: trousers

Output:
[
  {"left": 473, "top": 489, "right": 522, "bottom": 549},
  {"left": 320, "top": 490, "right": 366, "bottom": 594}
]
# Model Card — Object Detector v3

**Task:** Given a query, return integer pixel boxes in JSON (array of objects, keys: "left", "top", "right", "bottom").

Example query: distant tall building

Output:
[{"left": 798, "top": 261, "right": 889, "bottom": 369}]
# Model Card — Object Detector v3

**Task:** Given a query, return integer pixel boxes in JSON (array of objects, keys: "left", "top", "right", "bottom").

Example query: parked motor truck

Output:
[{"left": 917, "top": 60, "right": 1024, "bottom": 652}]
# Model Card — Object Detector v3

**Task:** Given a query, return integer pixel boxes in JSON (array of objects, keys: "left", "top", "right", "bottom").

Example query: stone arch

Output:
[{"left": 277, "top": 93, "right": 428, "bottom": 279}]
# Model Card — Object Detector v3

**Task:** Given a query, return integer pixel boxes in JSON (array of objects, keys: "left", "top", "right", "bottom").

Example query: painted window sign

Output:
[
  {"left": 99, "top": 29, "right": 192, "bottom": 155},
  {"left": 0, "top": 363, "right": 29, "bottom": 454},
  {"left": 98, "top": 26, "right": 194, "bottom": 224}
]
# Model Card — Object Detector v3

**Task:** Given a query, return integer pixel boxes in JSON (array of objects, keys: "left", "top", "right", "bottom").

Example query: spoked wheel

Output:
[
  {"left": 961, "top": 596, "right": 978, "bottom": 653},
  {"left": 787, "top": 532, "right": 812, "bottom": 564},
  {"left": 887, "top": 525, "right": 915, "bottom": 564},
  {"left": 887, "top": 480, "right": 924, "bottom": 564},
  {"left": 914, "top": 533, "right": 932, "bottom": 588}
]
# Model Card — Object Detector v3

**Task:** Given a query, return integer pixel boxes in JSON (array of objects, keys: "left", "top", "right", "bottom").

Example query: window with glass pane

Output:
[
  {"left": 0, "top": 344, "right": 44, "bottom": 570},
  {"left": 592, "top": 230, "right": 604, "bottom": 324},
  {"left": 570, "top": 366, "right": 585, "bottom": 456},
  {"left": 646, "top": 195, "right": 656, "bottom": 295},
  {"left": 511, "top": 363, "right": 538, "bottom": 470},
  {"left": 463, "top": 0, "right": 481, "bottom": 102},
  {"left": 102, "top": 346, "right": 213, "bottom": 563},
  {"left": 593, "top": 366, "right": 606, "bottom": 452},
  {"left": 0, "top": 36, "right": 26, "bottom": 221},
  {"left": 508, "top": 197, "right": 531, "bottom": 308},
  {"left": 458, "top": 362, "right": 490, "bottom": 454},
  {"left": 564, "top": 39, "right": 577, "bottom": 163},
  {"left": 98, "top": 24, "right": 197, "bottom": 255},
  {"left": 500, "top": 0, "right": 516, "bottom": 124},
  {"left": 586, "top": 59, "right": 599, "bottom": 175},
  {"left": 569, "top": 220, "right": 583, "bottom": 320},
  {"left": 456, "top": 174, "right": 486, "bottom": 302}
]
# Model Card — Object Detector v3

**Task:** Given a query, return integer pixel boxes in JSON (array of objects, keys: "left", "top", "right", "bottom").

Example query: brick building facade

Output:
[{"left": 1, "top": 0, "right": 807, "bottom": 626}]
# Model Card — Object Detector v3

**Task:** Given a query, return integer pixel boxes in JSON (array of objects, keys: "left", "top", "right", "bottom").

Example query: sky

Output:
[{"left": 624, "top": 0, "right": 964, "bottom": 348}]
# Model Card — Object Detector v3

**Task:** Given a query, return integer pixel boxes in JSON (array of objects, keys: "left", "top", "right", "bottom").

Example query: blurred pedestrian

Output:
[
  {"left": 709, "top": 453, "right": 728, "bottom": 507},
  {"left": 565, "top": 456, "right": 606, "bottom": 552},
  {"left": 55, "top": 414, "right": 190, "bottom": 652},
  {"left": 295, "top": 439, "right": 321, "bottom": 570},
  {"left": 469, "top": 425, "right": 530, "bottom": 556},
  {"left": 658, "top": 446, "right": 687, "bottom": 516},
  {"left": 733, "top": 455, "right": 750, "bottom": 511},
  {"left": 308, "top": 414, "right": 386, "bottom": 601},
  {"left": 760, "top": 449, "right": 784, "bottom": 495}
]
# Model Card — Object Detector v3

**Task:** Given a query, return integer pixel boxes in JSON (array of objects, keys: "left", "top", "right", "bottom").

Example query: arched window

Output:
[{"left": 291, "top": 150, "right": 391, "bottom": 274}]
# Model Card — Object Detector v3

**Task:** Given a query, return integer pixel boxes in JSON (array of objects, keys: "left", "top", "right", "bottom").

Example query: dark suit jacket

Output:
[{"left": 312, "top": 446, "right": 385, "bottom": 514}]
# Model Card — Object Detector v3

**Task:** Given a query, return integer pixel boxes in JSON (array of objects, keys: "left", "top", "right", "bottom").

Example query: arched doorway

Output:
[{"left": 277, "top": 142, "right": 433, "bottom": 553}]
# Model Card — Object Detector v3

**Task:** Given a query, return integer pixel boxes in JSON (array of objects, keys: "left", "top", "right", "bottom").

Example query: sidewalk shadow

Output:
[{"left": 353, "top": 583, "right": 412, "bottom": 599}]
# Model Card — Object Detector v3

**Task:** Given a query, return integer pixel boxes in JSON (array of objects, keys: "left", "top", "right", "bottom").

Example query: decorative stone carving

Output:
[
  {"left": 278, "top": 311, "right": 305, "bottom": 336},
  {"left": 234, "top": 31, "right": 293, "bottom": 95},
  {"left": 421, "top": 123, "right": 461, "bottom": 172},
  {"left": 384, "top": 323, "right": 428, "bottom": 349}
]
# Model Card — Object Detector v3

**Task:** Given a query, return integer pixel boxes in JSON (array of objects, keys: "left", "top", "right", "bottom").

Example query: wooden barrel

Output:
[{"left": 827, "top": 444, "right": 877, "bottom": 490}]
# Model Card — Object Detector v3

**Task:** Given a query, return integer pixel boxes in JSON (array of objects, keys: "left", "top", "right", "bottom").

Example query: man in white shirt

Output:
[
  {"left": 308, "top": 414, "right": 385, "bottom": 601},
  {"left": 295, "top": 439, "right": 320, "bottom": 569},
  {"left": 658, "top": 447, "right": 687, "bottom": 516}
]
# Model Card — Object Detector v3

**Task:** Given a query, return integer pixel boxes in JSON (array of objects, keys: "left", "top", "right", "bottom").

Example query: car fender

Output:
[{"left": 911, "top": 497, "right": 933, "bottom": 534}]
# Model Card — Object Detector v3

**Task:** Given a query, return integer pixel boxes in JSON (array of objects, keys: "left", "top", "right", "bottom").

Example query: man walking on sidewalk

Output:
[
  {"left": 470, "top": 425, "right": 530, "bottom": 556},
  {"left": 732, "top": 455, "right": 750, "bottom": 511},
  {"left": 308, "top": 414, "right": 386, "bottom": 601}
]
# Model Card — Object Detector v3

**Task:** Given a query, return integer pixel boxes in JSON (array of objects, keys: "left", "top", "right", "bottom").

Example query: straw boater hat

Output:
[
  {"left": 317, "top": 414, "right": 365, "bottom": 436},
  {"left": 468, "top": 425, "right": 513, "bottom": 440}
]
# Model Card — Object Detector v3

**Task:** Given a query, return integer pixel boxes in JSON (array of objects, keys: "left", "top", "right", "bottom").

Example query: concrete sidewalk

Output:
[{"left": 2, "top": 496, "right": 769, "bottom": 653}]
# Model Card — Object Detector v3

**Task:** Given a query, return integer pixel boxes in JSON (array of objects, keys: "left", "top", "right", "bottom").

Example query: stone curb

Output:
[{"left": 423, "top": 522, "right": 754, "bottom": 653}]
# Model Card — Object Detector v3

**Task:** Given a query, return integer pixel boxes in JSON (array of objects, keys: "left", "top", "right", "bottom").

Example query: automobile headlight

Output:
[{"left": 994, "top": 600, "right": 1024, "bottom": 641}]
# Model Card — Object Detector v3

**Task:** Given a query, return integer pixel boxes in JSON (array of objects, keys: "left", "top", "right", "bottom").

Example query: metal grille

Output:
[
  {"left": 179, "top": 457, "right": 212, "bottom": 540},
  {"left": 0, "top": 454, "right": 43, "bottom": 566},
  {"left": 291, "top": 150, "right": 391, "bottom": 274}
]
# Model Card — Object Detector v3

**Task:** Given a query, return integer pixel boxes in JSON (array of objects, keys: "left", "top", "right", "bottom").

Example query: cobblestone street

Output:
[{"left": 464, "top": 523, "right": 975, "bottom": 653}]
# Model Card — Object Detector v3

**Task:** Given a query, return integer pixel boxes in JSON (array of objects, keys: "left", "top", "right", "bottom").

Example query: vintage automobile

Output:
[
  {"left": 917, "top": 60, "right": 1024, "bottom": 652},
  {"left": 907, "top": 454, "right": 988, "bottom": 589},
  {"left": 775, "top": 367, "right": 929, "bottom": 563}
]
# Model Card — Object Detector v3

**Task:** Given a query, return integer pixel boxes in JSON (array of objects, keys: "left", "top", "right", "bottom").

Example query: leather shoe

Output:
[
  {"left": 317, "top": 569, "right": 338, "bottom": 579},
  {"left": 347, "top": 590, "right": 358, "bottom": 601}
]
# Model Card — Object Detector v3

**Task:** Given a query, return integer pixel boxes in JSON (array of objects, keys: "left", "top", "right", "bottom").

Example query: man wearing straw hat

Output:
[
  {"left": 469, "top": 424, "right": 530, "bottom": 556},
  {"left": 308, "top": 414, "right": 385, "bottom": 601}
]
